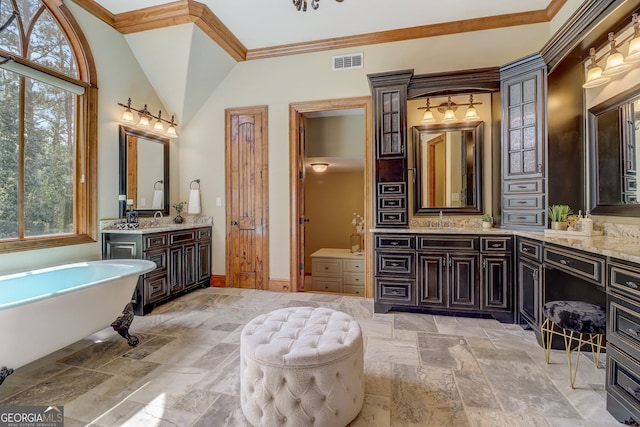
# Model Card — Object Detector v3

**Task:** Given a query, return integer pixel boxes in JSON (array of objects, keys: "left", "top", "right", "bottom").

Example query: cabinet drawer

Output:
[
  {"left": 378, "top": 196, "right": 406, "bottom": 210},
  {"left": 518, "top": 238, "right": 542, "bottom": 262},
  {"left": 417, "top": 236, "right": 478, "bottom": 251},
  {"left": 343, "top": 272, "right": 364, "bottom": 286},
  {"left": 144, "top": 233, "right": 168, "bottom": 250},
  {"left": 343, "top": 259, "right": 364, "bottom": 272},
  {"left": 197, "top": 228, "right": 212, "bottom": 240},
  {"left": 606, "top": 345, "right": 640, "bottom": 416},
  {"left": 543, "top": 245, "right": 604, "bottom": 285},
  {"left": 375, "top": 277, "right": 415, "bottom": 306},
  {"left": 144, "top": 273, "right": 169, "bottom": 303},
  {"left": 481, "top": 236, "right": 513, "bottom": 252},
  {"left": 504, "top": 179, "right": 543, "bottom": 194},
  {"left": 504, "top": 194, "right": 544, "bottom": 209},
  {"left": 376, "top": 252, "right": 415, "bottom": 277},
  {"left": 502, "top": 210, "right": 545, "bottom": 227},
  {"left": 378, "top": 182, "right": 406, "bottom": 195},
  {"left": 609, "top": 298, "right": 640, "bottom": 356},
  {"left": 312, "top": 259, "right": 342, "bottom": 277},
  {"left": 375, "top": 234, "right": 415, "bottom": 250},
  {"left": 312, "top": 277, "right": 341, "bottom": 292},
  {"left": 377, "top": 211, "right": 407, "bottom": 225},
  {"left": 169, "top": 230, "right": 196, "bottom": 245},
  {"left": 343, "top": 284, "right": 364, "bottom": 296},
  {"left": 609, "top": 260, "right": 640, "bottom": 302},
  {"left": 144, "top": 248, "right": 168, "bottom": 274}
]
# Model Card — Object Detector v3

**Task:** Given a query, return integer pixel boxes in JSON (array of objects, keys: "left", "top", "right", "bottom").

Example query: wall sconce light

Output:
[
  {"left": 583, "top": 47, "right": 610, "bottom": 88},
  {"left": 117, "top": 98, "right": 179, "bottom": 138},
  {"left": 627, "top": 13, "right": 640, "bottom": 63},
  {"left": 420, "top": 98, "right": 436, "bottom": 124},
  {"left": 418, "top": 94, "right": 482, "bottom": 124},
  {"left": 602, "top": 32, "right": 632, "bottom": 77},
  {"left": 311, "top": 163, "right": 329, "bottom": 173}
]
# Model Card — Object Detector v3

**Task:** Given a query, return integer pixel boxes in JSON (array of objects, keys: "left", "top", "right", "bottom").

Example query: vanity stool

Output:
[
  {"left": 240, "top": 306, "right": 364, "bottom": 427},
  {"left": 541, "top": 300, "right": 606, "bottom": 388}
]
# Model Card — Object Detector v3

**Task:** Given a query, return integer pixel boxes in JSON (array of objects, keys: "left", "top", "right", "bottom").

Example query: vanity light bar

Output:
[{"left": 117, "top": 98, "right": 178, "bottom": 139}]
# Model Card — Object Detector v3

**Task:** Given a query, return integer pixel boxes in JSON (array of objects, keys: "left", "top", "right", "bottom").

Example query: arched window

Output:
[{"left": 0, "top": 0, "right": 97, "bottom": 252}]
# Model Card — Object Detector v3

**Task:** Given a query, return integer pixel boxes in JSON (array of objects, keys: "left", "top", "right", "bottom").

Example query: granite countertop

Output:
[
  {"left": 371, "top": 227, "right": 640, "bottom": 264},
  {"left": 99, "top": 216, "right": 213, "bottom": 235}
]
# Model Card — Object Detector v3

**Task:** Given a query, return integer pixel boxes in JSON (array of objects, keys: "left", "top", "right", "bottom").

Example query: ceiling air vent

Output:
[{"left": 333, "top": 53, "right": 363, "bottom": 71}]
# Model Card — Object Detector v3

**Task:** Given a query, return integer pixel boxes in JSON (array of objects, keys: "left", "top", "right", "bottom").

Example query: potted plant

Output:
[
  {"left": 172, "top": 201, "right": 186, "bottom": 224},
  {"left": 481, "top": 213, "right": 493, "bottom": 229},
  {"left": 548, "top": 204, "right": 571, "bottom": 230}
]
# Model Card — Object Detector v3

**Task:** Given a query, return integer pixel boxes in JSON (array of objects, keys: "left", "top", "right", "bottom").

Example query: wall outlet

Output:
[{"left": 216, "top": 197, "right": 222, "bottom": 207}]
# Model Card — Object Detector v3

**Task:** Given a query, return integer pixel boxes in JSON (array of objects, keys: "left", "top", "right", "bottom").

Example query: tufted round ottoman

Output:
[{"left": 240, "top": 307, "right": 364, "bottom": 427}]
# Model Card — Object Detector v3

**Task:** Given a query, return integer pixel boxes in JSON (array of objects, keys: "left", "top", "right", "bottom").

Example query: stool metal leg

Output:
[
  {"left": 563, "top": 330, "right": 582, "bottom": 389},
  {"left": 541, "top": 318, "right": 553, "bottom": 364}
]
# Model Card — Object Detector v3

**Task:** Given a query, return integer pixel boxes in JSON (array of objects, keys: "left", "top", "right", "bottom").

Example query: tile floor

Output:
[{"left": 0, "top": 287, "right": 622, "bottom": 426}]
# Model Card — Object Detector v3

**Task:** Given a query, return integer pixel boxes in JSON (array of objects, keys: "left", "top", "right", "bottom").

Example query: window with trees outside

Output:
[{"left": 0, "top": 0, "right": 97, "bottom": 253}]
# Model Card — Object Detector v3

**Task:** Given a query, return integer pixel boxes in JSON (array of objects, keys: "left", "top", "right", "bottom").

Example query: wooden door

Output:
[{"left": 225, "top": 106, "right": 269, "bottom": 289}]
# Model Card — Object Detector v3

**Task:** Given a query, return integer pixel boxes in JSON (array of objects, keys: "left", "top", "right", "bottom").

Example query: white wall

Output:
[
  {"left": 0, "top": 3, "right": 166, "bottom": 275},
  {"left": 180, "top": 23, "right": 552, "bottom": 281}
]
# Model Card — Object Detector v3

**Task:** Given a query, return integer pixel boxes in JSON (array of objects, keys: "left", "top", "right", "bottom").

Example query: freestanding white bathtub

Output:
[{"left": 0, "top": 259, "right": 156, "bottom": 372}]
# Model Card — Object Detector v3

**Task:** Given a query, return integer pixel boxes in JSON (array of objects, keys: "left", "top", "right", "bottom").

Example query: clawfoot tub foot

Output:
[
  {"left": 0, "top": 366, "right": 14, "bottom": 386},
  {"left": 111, "top": 303, "right": 139, "bottom": 346}
]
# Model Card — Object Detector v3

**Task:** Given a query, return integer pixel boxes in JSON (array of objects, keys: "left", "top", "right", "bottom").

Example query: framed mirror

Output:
[
  {"left": 588, "top": 88, "right": 640, "bottom": 216},
  {"left": 412, "top": 122, "right": 483, "bottom": 215},
  {"left": 119, "top": 125, "right": 170, "bottom": 217}
]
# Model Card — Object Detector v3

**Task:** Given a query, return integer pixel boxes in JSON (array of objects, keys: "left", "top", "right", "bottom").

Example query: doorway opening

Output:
[{"left": 289, "top": 97, "right": 373, "bottom": 297}]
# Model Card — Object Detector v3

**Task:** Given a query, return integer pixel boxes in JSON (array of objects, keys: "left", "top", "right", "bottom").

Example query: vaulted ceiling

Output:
[{"left": 70, "top": 0, "right": 571, "bottom": 125}]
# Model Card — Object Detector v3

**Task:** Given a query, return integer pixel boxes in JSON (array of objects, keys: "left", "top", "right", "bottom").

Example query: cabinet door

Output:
[
  {"left": 417, "top": 253, "right": 446, "bottom": 306},
  {"left": 105, "top": 241, "right": 137, "bottom": 259},
  {"left": 518, "top": 258, "right": 542, "bottom": 327},
  {"left": 502, "top": 68, "right": 545, "bottom": 180},
  {"left": 169, "top": 246, "right": 184, "bottom": 293},
  {"left": 376, "top": 86, "right": 406, "bottom": 158},
  {"left": 197, "top": 241, "right": 212, "bottom": 283},
  {"left": 449, "top": 254, "right": 480, "bottom": 309},
  {"left": 482, "top": 254, "right": 511, "bottom": 311},
  {"left": 183, "top": 243, "right": 197, "bottom": 288}
]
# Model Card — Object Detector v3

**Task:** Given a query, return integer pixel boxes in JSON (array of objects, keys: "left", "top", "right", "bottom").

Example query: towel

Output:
[
  {"left": 188, "top": 188, "right": 201, "bottom": 214},
  {"left": 151, "top": 189, "right": 163, "bottom": 209}
]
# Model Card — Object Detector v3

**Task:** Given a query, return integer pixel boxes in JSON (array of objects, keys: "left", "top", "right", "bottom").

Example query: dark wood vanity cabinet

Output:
[
  {"left": 500, "top": 55, "right": 548, "bottom": 230},
  {"left": 517, "top": 237, "right": 543, "bottom": 328},
  {"left": 102, "top": 226, "right": 212, "bottom": 315},
  {"left": 368, "top": 70, "right": 413, "bottom": 228},
  {"left": 606, "top": 258, "right": 640, "bottom": 424},
  {"left": 375, "top": 233, "right": 514, "bottom": 322}
]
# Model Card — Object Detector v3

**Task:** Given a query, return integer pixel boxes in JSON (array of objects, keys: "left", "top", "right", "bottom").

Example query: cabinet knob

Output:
[
  {"left": 491, "top": 243, "right": 501, "bottom": 248},
  {"left": 626, "top": 281, "right": 639, "bottom": 289},
  {"left": 390, "top": 241, "right": 399, "bottom": 246},
  {"left": 559, "top": 259, "right": 568, "bottom": 265},
  {"left": 522, "top": 247, "right": 530, "bottom": 252},
  {"left": 627, "top": 328, "right": 640, "bottom": 336},
  {"left": 516, "top": 201, "right": 527, "bottom": 204}
]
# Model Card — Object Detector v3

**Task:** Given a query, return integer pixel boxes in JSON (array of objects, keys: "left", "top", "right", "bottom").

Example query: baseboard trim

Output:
[
  {"left": 268, "top": 279, "right": 291, "bottom": 292},
  {"left": 211, "top": 275, "right": 226, "bottom": 287}
]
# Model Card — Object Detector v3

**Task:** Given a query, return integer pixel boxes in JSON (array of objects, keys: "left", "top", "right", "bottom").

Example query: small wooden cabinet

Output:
[
  {"left": 517, "top": 236, "right": 543, "bottom": 328},
  {"left": 310, "top": 248, "right": 365, "bottom": 295},
  {"left": 102, "top": 226, "right": 212, "bottom": 315}
]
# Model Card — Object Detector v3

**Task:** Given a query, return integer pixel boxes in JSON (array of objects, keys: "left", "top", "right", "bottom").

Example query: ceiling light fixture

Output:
[
  {"left": 602, "top": 32, "right": 631, "bottom": 77},
  {"left": 293, "top": 0, "right": 344, "bottom": 12},
  {"left": 311, "top": 163, "right": 329, "bottom": 173},
  {"left": 582, "top": 47, "right": 610, "bottom": 88},
  {"left": 117, "top": 98, "right": 179, "bottom": 139}
]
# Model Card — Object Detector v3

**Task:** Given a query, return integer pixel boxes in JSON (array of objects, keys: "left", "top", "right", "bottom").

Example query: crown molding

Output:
[{"left": 71, "top": 0, "right": 567, "bottom": 61}]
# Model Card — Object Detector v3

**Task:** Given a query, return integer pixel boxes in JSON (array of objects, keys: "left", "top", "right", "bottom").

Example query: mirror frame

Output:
[
  {"left": 588, "top": 86, "right": 640, "bottom": 217},
  {"left": 412, "top": 122, "right": 484, "bottom": 215},
  {"left": 119, "top": 125, "right": 170, "bottom": 218}
]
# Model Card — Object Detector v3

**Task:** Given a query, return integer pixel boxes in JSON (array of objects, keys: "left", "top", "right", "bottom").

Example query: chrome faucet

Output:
[
  {"left": 438, "top": 211, "right": 443, "bottom": 228},
  {"left": 153, "top": 210, "right": 163, "bottom": 226}
]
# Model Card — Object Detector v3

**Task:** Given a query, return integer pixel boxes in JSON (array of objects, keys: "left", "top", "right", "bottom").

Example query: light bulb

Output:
[
  {"left": 627, "top": 36, "right": 640, "bottom": 63},
  {"left": 311, "top": 163, "right": 328, "bottom": 172},
  {"left": 122, "top": 109, "right": 134, "bottom": 123},
  {"left": 153, "top": 119, "right": 164, "bottom": 133},
  {"left": 138, "top": 115, "right": 151, "bottom": 129},
  {"left": 602, "top": 32, "right": 631, "bottom": 76},
  {"left": 166, "top": 124, "right": 178, "bottom": 138},
  {"left": 583, "top": 47, "right": 610, "bottom": 88}
]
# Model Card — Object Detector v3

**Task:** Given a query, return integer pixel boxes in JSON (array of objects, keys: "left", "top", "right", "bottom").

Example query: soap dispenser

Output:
[{"left": 581, "top": 211, "right": 594, "bottom": 234}]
